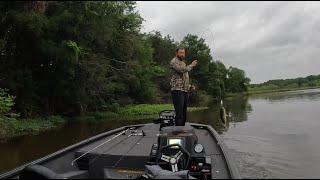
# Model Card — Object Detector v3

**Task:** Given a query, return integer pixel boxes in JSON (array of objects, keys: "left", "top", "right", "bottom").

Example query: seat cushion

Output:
[{"left": 20, "top": 165, "right": 64, "bottom": 179}]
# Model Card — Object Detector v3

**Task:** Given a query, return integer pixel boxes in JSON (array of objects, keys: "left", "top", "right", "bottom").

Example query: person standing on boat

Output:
[{"left": 170, "top": 47, "right": 198, "bottom": 126}]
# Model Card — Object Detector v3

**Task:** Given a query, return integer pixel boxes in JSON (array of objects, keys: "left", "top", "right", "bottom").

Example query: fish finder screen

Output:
[{"left": 168, "top": 138, "right": 182, "bottom": 146}]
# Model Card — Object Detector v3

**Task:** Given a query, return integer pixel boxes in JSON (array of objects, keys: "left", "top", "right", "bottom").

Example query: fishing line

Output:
[
  {"left": 71, "top": 128, "right": 130, "bottom": 166},
  {"left": 177, "top": 24, "right": 228, "bottom": 121},
  {"left": 86, "top": 130, "right": 134, "bottom": 167},
  {"left": 72, "top": 128, "right": 146, "bottom": 168},
  {"left": 111, "top": 131, "right": 145, "bottom": 168}
]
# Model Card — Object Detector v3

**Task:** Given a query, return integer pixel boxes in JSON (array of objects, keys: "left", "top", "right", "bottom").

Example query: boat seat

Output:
[
  {"left": 103, "top": 168, "right": 144, "bottom": 179},
  {"left": 145, "top": 165, "right": 195, "bottom": 179},
  {"left": 20, "top": 165, "right": 88, "bottom": 179}
]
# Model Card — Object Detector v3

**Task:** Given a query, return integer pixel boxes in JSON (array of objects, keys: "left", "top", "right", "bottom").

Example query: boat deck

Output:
[{"left": 73, "top": 123, "right": 230, "bottom": 179}]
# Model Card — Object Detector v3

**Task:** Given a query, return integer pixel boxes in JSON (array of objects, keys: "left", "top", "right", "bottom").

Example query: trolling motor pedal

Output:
[{"left": 154, "top": 110, "right": 176, "bottom": 130}]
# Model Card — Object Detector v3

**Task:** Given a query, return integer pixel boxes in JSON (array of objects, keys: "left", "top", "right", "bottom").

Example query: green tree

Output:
[
  {"left": 181, "top": 34, "right": 212, "bottom": 89},
  {"left": 0, "top": 1, "right": 251, "bottom": 118},
  {"left": 0, "top": 88, "right": 15, "bottom": 116},
  {"left": 0, "top": 1, "right": 149, "bottom": 116},
  {"left": 146, "top": 31, "right": 178, "bottom": 99},
  {"left": 226, "top": 67, "right": 251, "bottom": 92}
]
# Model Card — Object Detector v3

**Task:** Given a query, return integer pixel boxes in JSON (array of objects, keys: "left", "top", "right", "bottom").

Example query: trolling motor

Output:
[{"left": 154, "top": 110, "right": 176, "bottom": 129}]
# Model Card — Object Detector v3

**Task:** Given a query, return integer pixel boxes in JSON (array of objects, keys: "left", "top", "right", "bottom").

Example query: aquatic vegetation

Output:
[
  {"left": 74, "top": 104, "right": 208, "bottom": 123},
  {"left": 0, "top": 116, "right": 65, "bottom": 141}
]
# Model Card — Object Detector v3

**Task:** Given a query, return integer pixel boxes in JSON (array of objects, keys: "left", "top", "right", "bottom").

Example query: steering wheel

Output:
[{"left": 156, "top": 144, "right": 190, "bottom": 172}]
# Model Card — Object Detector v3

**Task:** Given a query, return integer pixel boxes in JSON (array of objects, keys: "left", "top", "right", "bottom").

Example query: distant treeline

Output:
[
  {"left": 249, "top": 75, "right": 320, "bottom": 92},
  {"left": 0, "top": 1, "right": 250, "bottom": 118}
]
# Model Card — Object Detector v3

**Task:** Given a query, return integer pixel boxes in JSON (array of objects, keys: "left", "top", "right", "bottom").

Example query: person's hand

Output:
[
  {"left": 191, "top": 60, "right": 198, "bottom": 67},
  {"left": 190, "top": 85, "right": 196, "bottom": 91}
]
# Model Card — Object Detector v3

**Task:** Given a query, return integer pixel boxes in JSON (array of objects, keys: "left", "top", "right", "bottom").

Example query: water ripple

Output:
[{"left": 222, "top": 135, "right": 301, "bottom": 179}]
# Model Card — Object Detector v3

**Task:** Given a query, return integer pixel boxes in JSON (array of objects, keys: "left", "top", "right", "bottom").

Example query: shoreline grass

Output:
[
  {"left": 0, "top": 116, "right": 65, "bottom": 142},
  {"left": 73, "top": 104, "right": 209, "bottom": 123}
]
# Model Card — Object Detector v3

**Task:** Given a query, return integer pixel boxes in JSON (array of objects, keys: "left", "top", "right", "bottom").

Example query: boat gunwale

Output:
[{"left": 189, "top": 123, "right": 241, "bottom": 179}]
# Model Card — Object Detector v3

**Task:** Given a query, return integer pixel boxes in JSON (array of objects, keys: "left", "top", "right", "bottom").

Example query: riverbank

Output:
[
  {"left": 226, "top": 86, "right": 320, "bottom": 97},
  {"left": 247, "top": 86, "right": 320, "bottom": 95},
  {"left": 0, "top": 104, "right": 208, "bottom": 141}
]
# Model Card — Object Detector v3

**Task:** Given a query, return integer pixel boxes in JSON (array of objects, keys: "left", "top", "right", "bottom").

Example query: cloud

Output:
[{"left": 136, "top": 1, "right": 320, "bottom": 83}]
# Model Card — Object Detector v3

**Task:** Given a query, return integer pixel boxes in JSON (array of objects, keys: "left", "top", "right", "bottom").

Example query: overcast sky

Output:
[{"left": 136, "top": 1, "right": 320, "bottom": 83}]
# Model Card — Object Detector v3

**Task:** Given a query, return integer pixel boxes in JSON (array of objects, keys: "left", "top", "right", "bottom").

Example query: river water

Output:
[{"left": 1, "top": 89, "right": 320, "bottom": 178}]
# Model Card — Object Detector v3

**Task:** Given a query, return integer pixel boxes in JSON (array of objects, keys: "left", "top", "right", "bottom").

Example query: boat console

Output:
[{"left": 145, "top": 111, "right": 212, "bottom": 179}]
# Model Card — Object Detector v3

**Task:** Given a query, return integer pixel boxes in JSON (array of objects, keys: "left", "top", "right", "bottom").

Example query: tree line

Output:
[
  {"left": 0, "top": 1, "right": 250, "bottom": 118},
  {"left": 249, "top": 75, "right": 320, "bottom": 92}
]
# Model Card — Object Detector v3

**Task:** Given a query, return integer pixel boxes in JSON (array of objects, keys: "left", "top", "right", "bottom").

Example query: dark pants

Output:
[{"left": 171, "top": 90, "right": 189, "bottom": 126}]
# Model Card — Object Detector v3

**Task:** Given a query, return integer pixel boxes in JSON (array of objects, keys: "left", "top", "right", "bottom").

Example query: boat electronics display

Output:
[{"left": 168, "top": 138, "right": 183, "bottom": 146}]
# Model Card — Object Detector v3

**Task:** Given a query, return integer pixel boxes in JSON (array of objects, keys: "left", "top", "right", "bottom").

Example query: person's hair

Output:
[{"left": 175, "top": 47, "right": 185, "bottom": 53}]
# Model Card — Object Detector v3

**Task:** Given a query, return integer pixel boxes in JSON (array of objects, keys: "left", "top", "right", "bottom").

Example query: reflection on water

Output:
[
  {"left": 220, "top": 89, "right": 320, "bottom": 179},
  {"left": 188, "top": 95, "right": 253, "bottom": 133},
  {"left": 190, "top": 89, "right": 320, "bottom": 178},
  {"left": 1, "top": 89, "right": 320, "bottom": 179}
]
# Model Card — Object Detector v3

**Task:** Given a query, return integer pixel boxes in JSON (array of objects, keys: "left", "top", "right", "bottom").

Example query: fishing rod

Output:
[
  {"left": 195, "top": 27, "right": 230, "bottom": 126},
  {"left": 186, "top": 25, "right": 228, "bottom": 126}
]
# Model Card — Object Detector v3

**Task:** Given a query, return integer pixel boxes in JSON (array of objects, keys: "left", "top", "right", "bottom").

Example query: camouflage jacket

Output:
[{"left": 170, "top": 57, "right": 193, "bottom": 92}]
